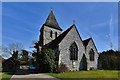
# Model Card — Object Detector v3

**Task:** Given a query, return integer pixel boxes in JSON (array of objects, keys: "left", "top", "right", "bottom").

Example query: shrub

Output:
[
  {"left": 20, "top": 61, "right": 26, "bottom": 65},
  {"left": 36, "top": 49, "right": 56, "bottom": 73},
  {"left": 57, "top": 63, "right": 68, "bottom": 73}
]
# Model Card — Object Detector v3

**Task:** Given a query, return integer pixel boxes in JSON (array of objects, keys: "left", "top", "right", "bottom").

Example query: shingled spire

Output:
[{"left": 44, "top": 10, "right": 62, "bottom": 31}]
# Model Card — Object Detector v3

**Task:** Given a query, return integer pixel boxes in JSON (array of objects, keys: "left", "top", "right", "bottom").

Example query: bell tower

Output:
[{"left": 39, "top": 10, "right": 62, "bottom": 46}]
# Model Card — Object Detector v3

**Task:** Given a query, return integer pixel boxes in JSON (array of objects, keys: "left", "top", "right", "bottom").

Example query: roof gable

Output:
[
  {"left": 83, "top": 38, "right": 98, "bottom": 54},
  {"left": 45, "top": 24, "right": 74, "bottom": 49},
  {"left": 89, "top": 38, "right": 99, "bottom": 54},
  {"left": 45, "top": 24, "right": 84, "bottom": 49},
  {"left": 83, "top": 38, "right": 92, "bottom": 47},
  {"left": 3, "top": 57, "right": 20, "bottom": 65}
]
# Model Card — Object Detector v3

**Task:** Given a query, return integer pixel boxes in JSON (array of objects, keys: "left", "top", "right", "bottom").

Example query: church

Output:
[{"left": 35, "top": 10, "right": 99, "bottom": 71}]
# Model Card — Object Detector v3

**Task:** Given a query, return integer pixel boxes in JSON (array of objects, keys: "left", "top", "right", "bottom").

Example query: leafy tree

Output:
[
  {"left": 19, "top": 50, "right": 29, "bottom": 65},
  {"left": 28, "top": 58, "right": 35, "bottom": 65},
  {"left": 35, "top": 49, "right": 55, "bottom": 72},
  {"left": 21, "top": 50, "right": 29, "bottom": 61},
  {"left": 98, "top": 49, "right": 120, "bottom": 70},
  {"left": 12, "top": 51, "right": 18, "bottom": 60}
]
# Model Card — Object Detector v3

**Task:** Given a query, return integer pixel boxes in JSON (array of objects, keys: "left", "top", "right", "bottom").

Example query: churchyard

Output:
[
  {"left": 47, "top": 70, "right": 120, "bottom": 79},
  {"left": 1, "top": 70, "right": 120, "bottom": 80}
]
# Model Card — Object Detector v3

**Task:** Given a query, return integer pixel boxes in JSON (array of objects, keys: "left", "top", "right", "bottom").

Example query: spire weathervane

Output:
[{"left": 50, "top": 7, "right": 53, "bottom": 11}]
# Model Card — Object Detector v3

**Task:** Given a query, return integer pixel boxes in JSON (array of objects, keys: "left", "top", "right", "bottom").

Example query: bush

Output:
[
  {"left": 20, "top": 61, "right": 26, "bottom": 65},
  {"left": 57, "top": 63, "right": 68, "bottom": 73},
  {"left": 36, "top": 49, "right": 56, "bottom": 73}
]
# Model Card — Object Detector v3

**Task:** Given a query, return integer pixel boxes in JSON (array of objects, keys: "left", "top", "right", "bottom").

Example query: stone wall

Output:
[
  {"left": 58, "top": 26, "right": 85, "bottom": 71},
  {"left": 85, "top": 39, "right": 99, "bottom": 70},
  {"left": 42, "top": 26, "right": 62, "bottom": 45}
]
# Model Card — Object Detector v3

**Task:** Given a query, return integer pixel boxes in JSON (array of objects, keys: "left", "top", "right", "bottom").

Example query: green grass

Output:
[
  {"left": 1, "top": 72, "right": 14, "bottom": 80},
  {"left": 47, "top": 70, "right": 120, "bottom": 80}
]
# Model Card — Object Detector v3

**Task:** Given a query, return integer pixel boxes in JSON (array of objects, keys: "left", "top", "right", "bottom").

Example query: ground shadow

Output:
[
  {"left": 2, "top": 71, "right": 15, "bottom": 80},
  {"left": 2, "top": 71, "right": 15, "bottom": 75},
  {"left": 15, "top": 69, "right": 38, "bottom": 75}
]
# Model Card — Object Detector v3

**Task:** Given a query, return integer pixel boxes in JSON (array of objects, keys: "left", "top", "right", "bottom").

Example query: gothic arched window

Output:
[
  {"left": 69, "top": 42, "right": 78, "bottom": 60},
  {"left": 55, "top": 32, "right": 57, "bottom": 38},
  {"left": 50, "top": 30, "right": 52, "bottom": 38},
  {"left": 89, "top": 49, "right": 94, "bottom": 61}
]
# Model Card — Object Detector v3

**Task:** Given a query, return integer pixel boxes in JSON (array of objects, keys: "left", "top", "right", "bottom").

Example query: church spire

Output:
[{"left": 44, "top": 10, "right": 62, "bottom": 31}]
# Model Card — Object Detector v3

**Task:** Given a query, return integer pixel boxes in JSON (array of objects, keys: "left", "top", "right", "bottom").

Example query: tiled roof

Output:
[{"left": 3, "top": 57, "right": 20, "bottom": 65}]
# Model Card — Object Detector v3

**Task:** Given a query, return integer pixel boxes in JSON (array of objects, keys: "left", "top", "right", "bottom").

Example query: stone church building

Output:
[{"left": 35, "top": 10, "right": 99, "bottom": 71}]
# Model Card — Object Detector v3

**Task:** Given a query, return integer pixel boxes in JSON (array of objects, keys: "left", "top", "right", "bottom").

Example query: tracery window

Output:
[
  {"left": 89, "top": 49, "right": 94, "bottom": 61},
  {"left": 69, "top": 42, "right": 78, "bottom": 60}
]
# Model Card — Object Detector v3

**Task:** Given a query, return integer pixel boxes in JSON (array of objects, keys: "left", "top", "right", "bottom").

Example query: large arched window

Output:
[
  {"left": 50, "top": 30, "right": 52, "bottom": 38},
  {"left": 69, "top": 42, "right": 78, "bottom": 60},
  {"left": 89, "top": 49, "right": 94, "bottom": 61}
]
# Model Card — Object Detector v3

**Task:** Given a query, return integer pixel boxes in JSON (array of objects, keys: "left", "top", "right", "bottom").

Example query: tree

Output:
[
  {"left": 19, "top": 50, "right": 29, "bottom": 65},
  {"left": 98, "top": 49, "right": 120, "bottom": 70},
  {"left": 12, "top": 51, "right": 18, "bottom": 60},
  {"left": 2, "top": 43, "right": 23, "bottom": 59},
  {"left": 21, "top": 50, "right": 29, "bottom": 61},
  {"left": 35, "top": 49, "right": 55, "bottom": 73}
]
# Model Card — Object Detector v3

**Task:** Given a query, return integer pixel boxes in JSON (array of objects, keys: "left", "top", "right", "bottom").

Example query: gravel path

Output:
[{"left": 10, "top": 69, "right": 58, "bottom": 80}]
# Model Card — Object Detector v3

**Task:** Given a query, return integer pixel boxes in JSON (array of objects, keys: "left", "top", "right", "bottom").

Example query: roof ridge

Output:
[
  {"left": 44, "top": 24, "right": 74, "bottom": 48},
  {"left": 83, "top": 37, "right": 92, "bottom": 41}
]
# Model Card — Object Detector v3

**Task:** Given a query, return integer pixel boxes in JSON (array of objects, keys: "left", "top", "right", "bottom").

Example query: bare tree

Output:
[{"left": 2, "top": 43, "right": 24, "bottom": 55}]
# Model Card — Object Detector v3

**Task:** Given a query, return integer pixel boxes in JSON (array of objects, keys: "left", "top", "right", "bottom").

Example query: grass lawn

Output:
[
  {"left": 1, "top": 72, "right": 14, "bottom": 80},
  {"left": 47, "top": 70, "right": 120, "bottom": 80}
]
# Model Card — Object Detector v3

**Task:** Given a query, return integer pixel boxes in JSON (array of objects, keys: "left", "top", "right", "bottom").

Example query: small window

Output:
[
  {"left": 55, "top": 32, "right": 57, "bottom": 38},
  {"left": 50, "top": 30, "right": 52, "bottom": 38}
]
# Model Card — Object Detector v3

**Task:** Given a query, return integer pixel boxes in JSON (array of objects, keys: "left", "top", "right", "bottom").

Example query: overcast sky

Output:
[{"left": 2, "top": 2, "right": 118, "bottom": 58}]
